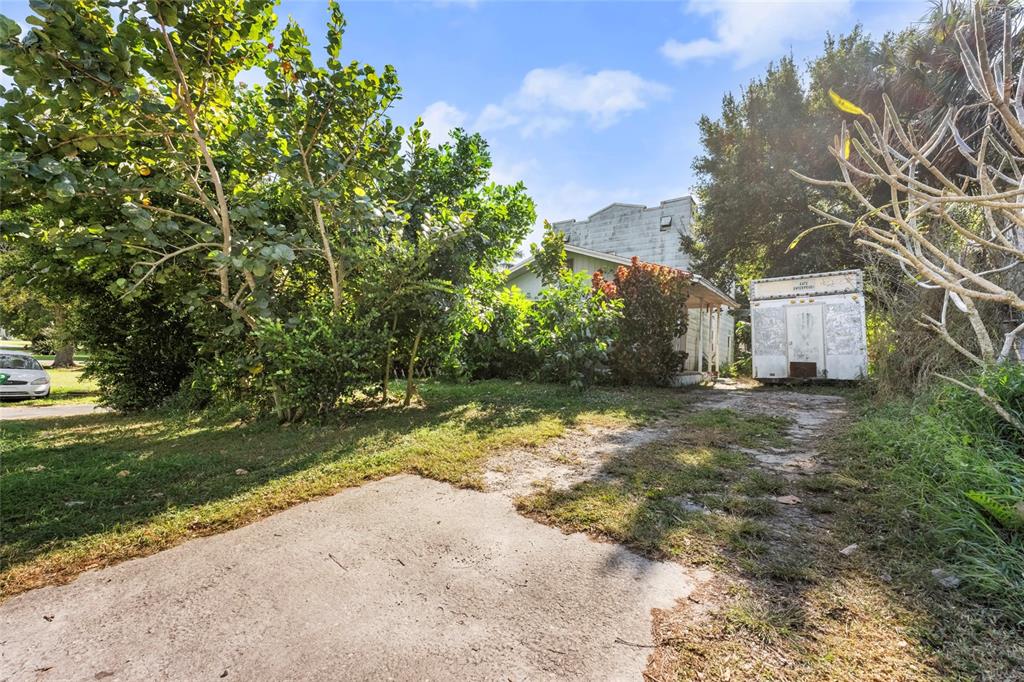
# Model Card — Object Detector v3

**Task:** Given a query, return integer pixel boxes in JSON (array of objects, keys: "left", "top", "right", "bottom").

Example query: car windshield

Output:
[{"left": 0, "top": 354, "right": 43, "bottom": 371}]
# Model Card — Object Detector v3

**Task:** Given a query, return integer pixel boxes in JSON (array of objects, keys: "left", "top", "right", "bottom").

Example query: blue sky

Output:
[{"left": 3, "top": 1, "right": 930, "bottom": 244}]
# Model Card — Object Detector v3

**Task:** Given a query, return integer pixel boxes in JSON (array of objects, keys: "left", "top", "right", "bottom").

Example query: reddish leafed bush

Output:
[{"left": 595, "top": 257, "right": 691, "bottom": 385}]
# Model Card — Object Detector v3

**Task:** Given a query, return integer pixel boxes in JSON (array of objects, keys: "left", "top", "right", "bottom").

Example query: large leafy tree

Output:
[
  {"left": 0, "top": 0, "right": 534, "bottom": 412},
  {"left": 0, "top": 0, "right": 413, "bottom": 328},
  {"left": 691, "top": 56, "right": 842, "bottom": 287},
  {"left": 691, "top": 2, "right": 1024, "bottom": 291},
  {"left": 1, "top": 0, "right": 282, "bottom": 326}
]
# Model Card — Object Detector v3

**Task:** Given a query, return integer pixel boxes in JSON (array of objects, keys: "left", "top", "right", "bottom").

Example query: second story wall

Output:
[{"left": 551, "top": 196, "right": 695, "bottom": 271}]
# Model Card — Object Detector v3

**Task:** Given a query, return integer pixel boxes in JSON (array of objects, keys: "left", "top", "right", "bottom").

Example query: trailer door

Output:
[{"left": 786, "top": 304, "right": 825, "bottom": 378}]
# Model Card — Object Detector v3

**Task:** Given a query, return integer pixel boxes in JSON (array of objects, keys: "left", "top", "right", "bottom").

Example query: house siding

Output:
[{"left": 508, "top": 253, "right": 615, "bottom": 300}]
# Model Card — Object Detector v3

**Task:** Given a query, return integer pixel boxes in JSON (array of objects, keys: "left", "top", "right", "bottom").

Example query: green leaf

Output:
[
  {"left": 38, "top": 156, "right": 63, "bottom": 175},
  {"left": 965, "top": 491, "right": 1024, "bottom": 531},
  {"left": 0, "top": 15, "right": 21, "bottom": 42}
]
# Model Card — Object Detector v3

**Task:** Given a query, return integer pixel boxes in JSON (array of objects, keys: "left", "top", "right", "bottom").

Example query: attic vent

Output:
[{"left": 660, "top": 216, "right": 673, "bottom": 230}]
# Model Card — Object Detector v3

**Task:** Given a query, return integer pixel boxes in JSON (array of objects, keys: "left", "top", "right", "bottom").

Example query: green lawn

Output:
[
  {"left": 43, "top": 367, "right": 99, "bottom": 403},
  {"left": 0, "top": 380, "right": 690, "bottom": 599}
]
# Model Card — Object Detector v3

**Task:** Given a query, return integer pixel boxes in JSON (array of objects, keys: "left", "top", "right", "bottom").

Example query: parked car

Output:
[{"left": 0, "top": 350, "right": 50, "bottom": 400}]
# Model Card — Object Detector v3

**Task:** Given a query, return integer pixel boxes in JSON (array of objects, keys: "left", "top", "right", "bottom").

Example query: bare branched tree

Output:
[{"left": 794, "top": 4, "right": 1023, "bottom": 432}]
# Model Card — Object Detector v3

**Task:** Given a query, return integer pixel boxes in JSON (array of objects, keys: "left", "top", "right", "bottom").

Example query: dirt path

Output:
[
  {"left": 481, "top": 383, "right": 853, "bottom": 678},
  {"left": 483, "top": 383, "right": 849, "bottom": 499},
  {"left": 697, "top": 383, "right": 849, "bottom": 476},
  {"left": 483, "top": 420, "right": 676, "bottom": 500}
]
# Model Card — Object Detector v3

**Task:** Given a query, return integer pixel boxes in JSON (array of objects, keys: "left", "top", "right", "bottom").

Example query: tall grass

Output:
[{"left": 843, "top": 365, "right": 1024, "bottom": 622}]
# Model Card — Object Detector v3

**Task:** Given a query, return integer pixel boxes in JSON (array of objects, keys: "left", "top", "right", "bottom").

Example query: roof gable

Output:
[{"left": 587, "top": 203, "right": 645, "bottom": 220}]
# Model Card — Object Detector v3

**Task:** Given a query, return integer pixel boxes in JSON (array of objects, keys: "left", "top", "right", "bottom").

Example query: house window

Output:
[
  {"left": 566, "top": 258, "right": 574, "bottom": 272},
  {"left": 660, "top": 216, "right": 673, "bottom": 231}
]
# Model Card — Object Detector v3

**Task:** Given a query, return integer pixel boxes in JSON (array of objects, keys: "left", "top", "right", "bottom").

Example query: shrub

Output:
[
  {"left": 446, "top": 285, "right": 534, "bottom": 380},
  {"left": 531, "top": 270, "right": 622, "bottom": 388},
  {"left": 77, "top": 295, "right": 198, "bottom": 412},
  {"left": 594, "top": 257, "right": 690, "bottom": 385},
  {"left": 252, "top": 308, "right": 384, "bottom": 420}
]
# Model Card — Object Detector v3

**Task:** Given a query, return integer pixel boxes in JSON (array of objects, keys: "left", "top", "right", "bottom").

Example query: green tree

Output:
[
  {"left": 0, "top": 0, "right": 404, "bottom": 328},
  {"left": 691, "top": 55, "right": 860, "bottom": 288},
  {"left": 691, "top": 3, "right": 1024, "bottom": 292},
  {"left": 528, "top": 221, "right": 567, "bottom": 286},
  {"left": 0, "top": 1, "right": 535, "bottom": 413}
]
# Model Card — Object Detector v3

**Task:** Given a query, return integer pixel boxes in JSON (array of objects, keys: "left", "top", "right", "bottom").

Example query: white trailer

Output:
[{"left": 750, "top": 270, "right": 867, "bottom": 381}]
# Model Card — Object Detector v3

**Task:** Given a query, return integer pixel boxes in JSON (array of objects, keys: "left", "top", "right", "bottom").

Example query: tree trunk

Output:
[
  {"left": 51, "top": 343, "right": 75, "bottom": 369},
  {"left": 382, "top": 313, "right": 397, "bottom": 402},
  {"left": 403, "top": 323, "right": 424, "bottom": 408}
]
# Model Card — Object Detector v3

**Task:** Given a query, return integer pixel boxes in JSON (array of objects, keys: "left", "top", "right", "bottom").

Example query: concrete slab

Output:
[
  {"left": 0, "top": 475, "right": 701, "bottom": 681},
  {"left": 0, "top": 404, "right": 110, "bottom": 421}
]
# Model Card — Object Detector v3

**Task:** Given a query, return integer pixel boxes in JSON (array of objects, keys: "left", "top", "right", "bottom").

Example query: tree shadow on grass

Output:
[{"left": 0, "top": 379, "right": 688, "bottom": 574}]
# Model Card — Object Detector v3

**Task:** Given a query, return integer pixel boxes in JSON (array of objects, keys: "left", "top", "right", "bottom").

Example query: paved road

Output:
[
  {"left": 0, "top": 475, "right": 703, "bottom": 680},
  {"left": 0, "top": 403, "right": 110, "bottom": 420}
]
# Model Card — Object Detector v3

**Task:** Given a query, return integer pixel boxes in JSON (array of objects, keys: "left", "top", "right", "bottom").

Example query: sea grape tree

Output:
[{"left": 0, "top": 0, "right": 404, "bottom": 327}]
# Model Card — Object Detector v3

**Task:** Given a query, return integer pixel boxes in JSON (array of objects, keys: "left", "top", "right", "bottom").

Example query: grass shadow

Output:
[{"left": 0, "top": 379, "right": 692, "bottom": 595}]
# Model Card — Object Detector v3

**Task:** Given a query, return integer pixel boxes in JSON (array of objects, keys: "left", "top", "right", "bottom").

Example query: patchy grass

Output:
[
  {"left": 519, "top": 393, "right": 1022, "bottom": 680},
  {"left": 0, "top": 379, "right": 689, "bottom": 600},
  {"left": 680, "top": 408, "right": 791, "bottom": 448},
  {"left": 517, "top": 409, "right": 793, "bottom": 567},
  {"left": 733, "top": 470, "right": 788, "bottom": 496}
]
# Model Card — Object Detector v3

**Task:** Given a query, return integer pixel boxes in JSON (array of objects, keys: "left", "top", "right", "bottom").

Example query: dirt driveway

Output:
[{"left": 0, "top": 475, "right": 708, "bottom": 681}]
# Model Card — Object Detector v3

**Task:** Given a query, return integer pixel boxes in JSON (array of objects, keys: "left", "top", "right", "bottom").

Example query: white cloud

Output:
[
  {"left": 489, "top": 155, "right": 537, "bottom": 186},
  {"left": 475, "top": 103, "right": 521, "bottom": 132},
  {"left": 475, "top": 67, "right": 670, "bottom": 137},
  {"left": 661, "top": 0, "right": 854, "bottom": 68},
  {"left": 419, "top": 100, "right": 467, "bottom": 144}
]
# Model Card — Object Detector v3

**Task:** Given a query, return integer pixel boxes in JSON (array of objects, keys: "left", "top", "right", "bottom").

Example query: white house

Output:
[{"left": 506, "top": 196, "right": 737, "bottom": 380}]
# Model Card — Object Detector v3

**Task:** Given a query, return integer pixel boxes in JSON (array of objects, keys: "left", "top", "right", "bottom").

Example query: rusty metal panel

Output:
[{"left": 789, "top": 362, "right": 817, "bottom": 378}]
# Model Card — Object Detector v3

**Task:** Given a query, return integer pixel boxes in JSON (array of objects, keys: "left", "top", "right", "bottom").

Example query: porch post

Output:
[
  {"left": 713, "top": 306, "right": 721, "bottom": 373},
  {"left": 697, "top": 300, "right": 705, "bottom": 373}
]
